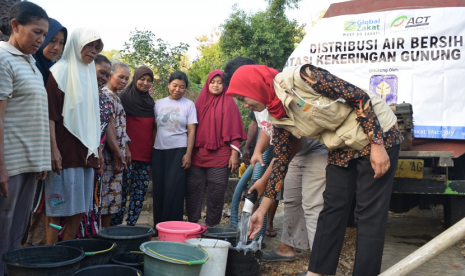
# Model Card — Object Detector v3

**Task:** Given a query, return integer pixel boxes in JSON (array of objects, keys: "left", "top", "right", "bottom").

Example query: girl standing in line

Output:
[
  {"left": 152, "top": 71, "right": 197, "bottom": 230},
  {"left": 185, "top": 70, "right": 246, "bottom": 227}
]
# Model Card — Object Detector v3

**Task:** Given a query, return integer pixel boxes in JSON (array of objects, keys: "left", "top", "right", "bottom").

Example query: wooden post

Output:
[{"left": 380, "top": 217, "right": 465, "bottom": 276}]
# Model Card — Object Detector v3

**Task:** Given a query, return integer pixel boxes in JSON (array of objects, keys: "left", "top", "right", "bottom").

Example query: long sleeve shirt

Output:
[{"left": 264, "top": 65, "right": 403, "bottom": 199}]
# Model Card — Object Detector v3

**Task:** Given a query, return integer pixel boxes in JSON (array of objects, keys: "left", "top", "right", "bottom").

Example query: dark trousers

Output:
[
  {"left": 309, "top": 145, "right": 400, "bottom": 276},
  {"left": 152, "top": 148, "right": 187, "bottom": 227},
  {"left": 0, "top": 173, "right": 36, "bottom": 276},
  {"left": 185, "top": 166, "right": 230, "bottom": 226}
]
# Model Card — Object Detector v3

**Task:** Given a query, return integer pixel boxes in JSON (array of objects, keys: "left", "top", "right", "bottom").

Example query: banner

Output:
[{"left": 285, "top": 7, "right": 465, "bottom": 140}]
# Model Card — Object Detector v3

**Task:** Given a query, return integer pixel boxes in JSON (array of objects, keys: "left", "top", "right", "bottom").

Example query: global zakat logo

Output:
[
  {"left": 344, "top": 21, "right": 356, "bottom": 32},
  {"left": 391, "top": 15, "right": 431, "bottom": 28},
  {"left": 344, "top": 18, "right": 380, "bottom": 32}
]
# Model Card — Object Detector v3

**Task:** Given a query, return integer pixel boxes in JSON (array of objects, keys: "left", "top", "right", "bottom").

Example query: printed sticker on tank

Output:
[{"left": 369, "top": 74, "right": 398, "bottom": 104}]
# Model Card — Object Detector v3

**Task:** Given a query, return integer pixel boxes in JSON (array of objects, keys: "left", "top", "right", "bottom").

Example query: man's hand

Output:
[{"left": 370, "top": 144, "right": 390, "bottom": 178}]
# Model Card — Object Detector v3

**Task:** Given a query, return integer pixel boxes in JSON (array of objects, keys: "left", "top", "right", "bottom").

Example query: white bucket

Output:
[{"left": 185, "top": 238, "right": 231, "bottom": 276}]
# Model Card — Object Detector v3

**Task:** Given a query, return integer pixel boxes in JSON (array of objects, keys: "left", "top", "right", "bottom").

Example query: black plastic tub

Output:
[
  {"left": 73, "top": 264, "right": 142, "bottom": 276},
  {"left": 204, "top": 227, "right": 237, "bottom": 246},
  {"left": 97, "top": 226, "right": 152, "bottom": 255},
  {"left": 2, "top": 245, "right": 84, "bottom": 276},
  {"left": 56, "top": 239, "right": 116, "bottom": 268},
  {"left": 226, "top": 242, "right": 263, "bottom": 276},
  {"left": 110, "top": 252, "right": 144, "bottom": 272}
]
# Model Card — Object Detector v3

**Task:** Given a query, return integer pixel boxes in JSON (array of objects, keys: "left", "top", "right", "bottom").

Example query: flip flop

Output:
[
  {"left": 266, "top": 228, "right": 277, "bottom": 237},
  {"left": 262, "top": 249, "right": 295, "bottom": 262}
]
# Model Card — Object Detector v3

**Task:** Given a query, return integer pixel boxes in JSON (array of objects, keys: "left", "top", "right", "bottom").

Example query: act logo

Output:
[
  {"left": 391, "top": 16, "right": 407, "bottom": 27},
  {"left": 406, "top": 16, "right": 431, "bottom": 28},
  {"left": 344, "top": 21, "right": 356, "bottom": 32},
  {"left": 391, "top": 15, "right": 431, "bottom": 28}
]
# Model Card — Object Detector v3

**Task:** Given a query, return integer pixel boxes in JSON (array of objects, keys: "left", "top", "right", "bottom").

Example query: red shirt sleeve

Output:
[{"left": 230, "top": 139, "right": 241, "bottom": 149}]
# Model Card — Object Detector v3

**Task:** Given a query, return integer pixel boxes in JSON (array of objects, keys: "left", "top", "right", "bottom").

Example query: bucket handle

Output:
[
  {"left": 84, "top": 243, "right": 116, "bottom": 256},
  {"left": 198, "top": 224, "right": 207, "bottom": 235},
  {"left": 146, "top": 246, "right": 209, "bottom": 265},
  {"left": 185, "top": 224, "right": 207, "bottom": 237}
]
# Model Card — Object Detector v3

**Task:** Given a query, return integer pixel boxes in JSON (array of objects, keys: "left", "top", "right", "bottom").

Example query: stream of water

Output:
[
  {"left": 236, "top": 211, "right": 251, "bottom": 246},
  {"left": 235, "top": 211, "right": 262, "bottom": 255}
]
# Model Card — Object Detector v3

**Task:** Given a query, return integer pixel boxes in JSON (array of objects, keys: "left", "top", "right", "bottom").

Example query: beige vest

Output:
[{"left": 270, "top": 65, "right": 397, "bottom": 151}]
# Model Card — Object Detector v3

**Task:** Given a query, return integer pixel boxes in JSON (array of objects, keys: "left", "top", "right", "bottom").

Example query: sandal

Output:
[
  {"left": 266, "top": 228, "right": 277, "bottom": 237},
  {"left": 262, "top": 249, "right": 295, "bottom": 262}
]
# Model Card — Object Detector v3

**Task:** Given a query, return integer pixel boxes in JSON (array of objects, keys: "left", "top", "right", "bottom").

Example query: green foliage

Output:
[
  {"left": 121, "top": 29, "right": 189, "bottom": 100},
  {"left": 188, "top": 29, "right": 229, "bottom": 87},
  {"left": 189, "top": 42, "right": 228, "bottom": 85},
  {"left": 267, "top": 0, "right": 301, "bottom": 16},
  {"left": 101, "top": 49, "right": 124, "bottom": 62},
  {"left": 220, "top": 5, "right": 305, "bottom": 69}
]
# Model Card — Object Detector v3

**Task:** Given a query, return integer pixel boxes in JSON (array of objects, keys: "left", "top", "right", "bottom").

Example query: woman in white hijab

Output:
[{"left": 44, "top": 28, "right": 103, "bottom": 244}]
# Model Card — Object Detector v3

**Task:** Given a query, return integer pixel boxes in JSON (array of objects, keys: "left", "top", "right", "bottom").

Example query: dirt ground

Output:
[
  {"left": 259, "top": 224, "right": 356, "bottom": 276},
  {"left": 214, "top": 203, "right": 465, "bottom": 276},
  {"left": 138, "top": 195, "right": 465, "bottom": 276}
]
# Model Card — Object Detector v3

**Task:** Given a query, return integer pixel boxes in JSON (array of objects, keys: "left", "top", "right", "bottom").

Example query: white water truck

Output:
[
  {"left": 285, "top": 1, "right": 465, "bottom": 273},
  {"left": 286, "top": 0, "right": 465, "bottom": 227}
]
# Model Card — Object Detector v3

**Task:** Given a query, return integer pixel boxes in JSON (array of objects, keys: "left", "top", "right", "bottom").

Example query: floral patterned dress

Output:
[
  {"left": 101, "top": 86, "right": 127, "bottom": 215},
  {"left": 74, "top": 91, "right": 113, "bottom": 237}
]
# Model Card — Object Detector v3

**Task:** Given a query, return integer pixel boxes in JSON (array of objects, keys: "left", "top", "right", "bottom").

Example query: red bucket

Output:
[{"left": 156, "top": 221, "right": 207, "bottom": 243}]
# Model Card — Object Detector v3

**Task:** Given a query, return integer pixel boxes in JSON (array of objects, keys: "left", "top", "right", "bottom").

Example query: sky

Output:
[{"left": 32, "top": 0, "right": 348, "bottom": 59}]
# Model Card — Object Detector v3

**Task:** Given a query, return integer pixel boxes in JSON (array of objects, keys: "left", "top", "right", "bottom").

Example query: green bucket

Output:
[{"left": 140, "top": 241, "right": 208, "bottom": 276}]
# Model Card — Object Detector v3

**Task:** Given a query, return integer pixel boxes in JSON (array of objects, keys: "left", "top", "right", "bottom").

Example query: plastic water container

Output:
[
  {"left": 97, "top": 226, "right": 153, "bottom": 255},
  {"left": 2, "top": 245, "right": 84, "bottom": 276},
  {"left": 186, "top": 238, "right": 231, "bottom": 276},
  {"left": 156, "top": 221, "right": 206, "bottom": 243},
  {"left": 110, "top": 252, "right": 144, "bottom": 272},
  {"left": 56, "top": 239, "right": 116, "bottom": 269},
  {"left": 140, "top": 241, "right": 208, "bottom": 276}
]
